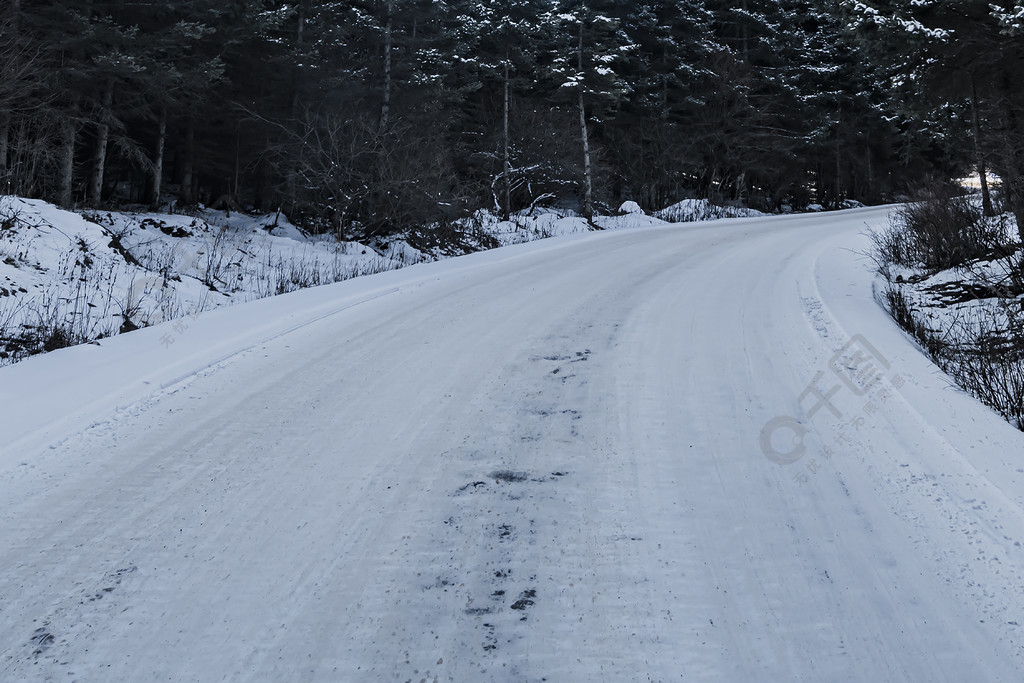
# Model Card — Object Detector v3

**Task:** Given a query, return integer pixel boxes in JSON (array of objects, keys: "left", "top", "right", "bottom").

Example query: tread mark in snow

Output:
[{"left": 30, "top": 628, "right": 55, "bottom": 656}]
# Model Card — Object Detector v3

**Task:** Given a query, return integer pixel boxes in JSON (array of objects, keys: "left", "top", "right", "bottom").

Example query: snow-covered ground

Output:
[
  {"left": 872, "top": 209, "right": 1024, "bottom": 428},
  {"left": 0, "top": 197, "right": 401, "bottom": 363},
  {"left": 0, "top": 197, "right": 697, "bottom": 366},
  {"left": 3, "top": 206, "right": 1024, "bottom": 680},
  {"left": 880, "top": 242, "right": 1024, "bottom": 353}
]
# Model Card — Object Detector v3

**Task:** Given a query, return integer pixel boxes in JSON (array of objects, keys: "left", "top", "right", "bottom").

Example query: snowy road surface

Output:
[{"left": 3, "top": 207, "right": 1024, "bottom": 681}]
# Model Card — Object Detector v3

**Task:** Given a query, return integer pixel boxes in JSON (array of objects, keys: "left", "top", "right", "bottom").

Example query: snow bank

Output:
[
  {"left": 0, "top": 198, "right": 397, "bottom": 364},
  {"left": 653, "top": 198, "right": 764, "bottom": 223}
]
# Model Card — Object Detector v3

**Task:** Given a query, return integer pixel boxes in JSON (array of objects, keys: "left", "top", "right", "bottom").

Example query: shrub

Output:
[
  {"left": 882, "top": 286, "right": 951, "bottom": 360},
  {"left": 950, "top": 312, "right": 1024, "bottom": 429},
  {"left": 867, "top": 224, "right": 916, "bottom": 275},
  {"left": 887, "top": 190, "right": 1009, "bottom": 270},
  {"left": 882, "top": 289, "right": 1024, "bottom": 431}
]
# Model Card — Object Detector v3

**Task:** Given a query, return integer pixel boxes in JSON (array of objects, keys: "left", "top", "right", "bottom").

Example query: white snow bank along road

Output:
[{"left": 2, "top": 206, "right": 1024, "bottom": 681}]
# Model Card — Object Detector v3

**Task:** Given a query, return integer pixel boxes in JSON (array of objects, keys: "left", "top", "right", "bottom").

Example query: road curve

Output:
[{"left": 3, "top": 207, "right": 1024, "bottom": 681}]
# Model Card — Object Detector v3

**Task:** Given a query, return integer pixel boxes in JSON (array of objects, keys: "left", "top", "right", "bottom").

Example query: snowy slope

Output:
[
  {"left": 0, "top": 198, "right": 402, "bottom": 364},
  {"left": 0, "top": 197, "right": 672, "bottom": 366},
  {"left": 2, "top": 207, "right": 1024, "bottom": 680}
]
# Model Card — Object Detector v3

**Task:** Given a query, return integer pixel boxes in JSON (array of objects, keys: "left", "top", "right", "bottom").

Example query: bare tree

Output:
[{"left": 576, "top": 21, "right": 594, "bottom": 222}]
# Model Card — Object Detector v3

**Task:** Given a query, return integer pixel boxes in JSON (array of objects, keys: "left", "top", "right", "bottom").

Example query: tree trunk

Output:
[
  {"left": 88, "top": 82, "right": 113, "bottom": 207},
  {"left": 293, "top": 0, "right": 307, "bottom": 112},
  {"left": 380, "top": 0, "right": 393, "bottom": 132},
  {"left": 578, "top": 22, "right": 593, "bottom": 221},
  {"left": 1, "top": 0, "right": 20, "bottom": 186},
  {"left": 181, "top": 119, "right": 195, "bottom": 205},
  {"left": 999, "top": 74, "right": 1024, "bottom": 242},
  {"left": 286, "top": 0, "right": 308, "bottom": 213},
  {"left": 866, "top": 148, "right": 875, "bottom": 204},
  {"left": 0, "top": 111, "right": 9, "bottom": 186},
  {"left": 740, "top": 0, "right": 749, "bottom": 59},
  {"left": 150, "top": 109, "right": 166, "bottom": 208},
  {"left": 503, "top": 56, "right": 511, "bottom": 220},
  {"left": 58, "top": 116, "right": 76, "bottom": 207},
  {"left": 815, "top": 160, "right": 823, "bottom": 204},
  {"left": 970, "top": 74, "right": 995, "bottom": 217},
  {"left": 232, "top": 125, "right": 240, "bottom": 209},
  {"left": 834, "top": 106, "right": 842, "bottom": 208}
]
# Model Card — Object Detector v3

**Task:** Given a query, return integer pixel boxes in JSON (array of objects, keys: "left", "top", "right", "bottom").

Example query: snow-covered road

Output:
[{"left": 3, "top": 207, "right": 1024, "bottom": 681}]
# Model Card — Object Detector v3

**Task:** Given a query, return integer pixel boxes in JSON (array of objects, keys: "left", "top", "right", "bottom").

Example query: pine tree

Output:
[
  {"left": 0, "top": 1, "right": 972, "bottom": 231},
  {"left": 550, "top": 0, "right": 634, "bottom": 219},
  {"left": 461, "top": 0, "right": 555, "bottom": 217},
  {"left": 128, "top": 4, "right": 224, "bottom": 207},
  {"left": 604, "top": 0, "right": 718, "bottom": 209},
  {"left": 846, "top": 0, "right": 1024, "bottom": 233},
  {"left": 0, "top": 0, "right": 40, "bottom": 194}
]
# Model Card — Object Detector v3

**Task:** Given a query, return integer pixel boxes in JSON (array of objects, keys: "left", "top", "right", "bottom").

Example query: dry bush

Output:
[
  {"left": 886, "top": 191, "right": 1009, "bottom": 270},
  {"left": 882, "top": 287, "right": 1024, "bottom": 430}
]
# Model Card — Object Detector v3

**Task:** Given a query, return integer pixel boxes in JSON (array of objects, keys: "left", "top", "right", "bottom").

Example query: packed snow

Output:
[{"left": 2, "top": 206, "right": 1024, "bottom": 680}]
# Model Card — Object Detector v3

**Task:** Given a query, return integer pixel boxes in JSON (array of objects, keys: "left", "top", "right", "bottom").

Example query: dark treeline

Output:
[
  {"left": 0, "top": 0, "right": 1018, "bottom": 237},
  {"left": 848, "top": 0, "right": 1024, "bottom": 242}
]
